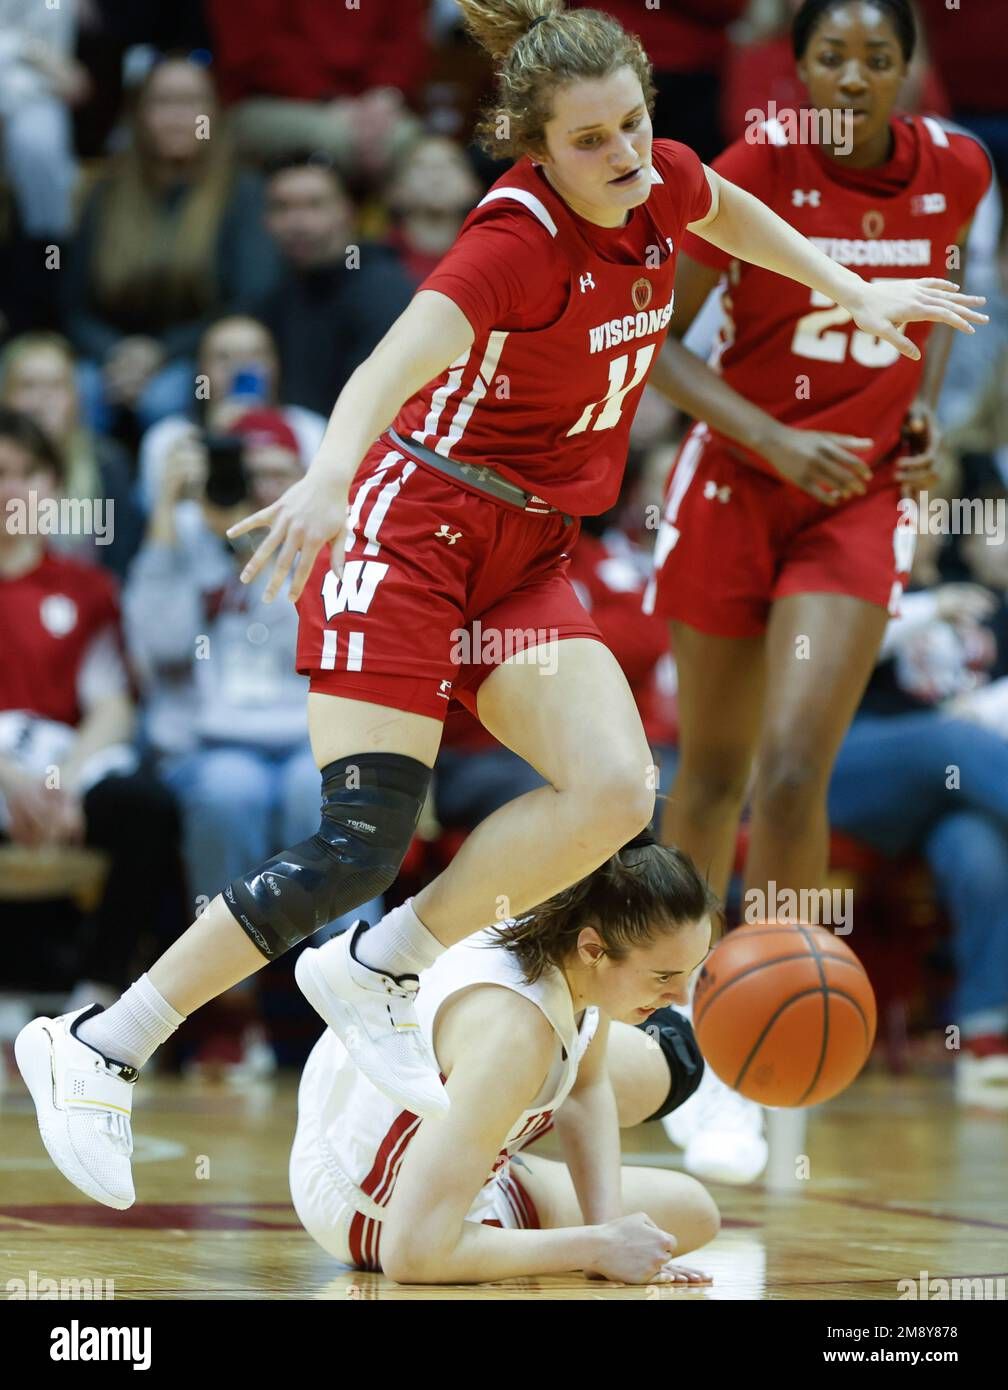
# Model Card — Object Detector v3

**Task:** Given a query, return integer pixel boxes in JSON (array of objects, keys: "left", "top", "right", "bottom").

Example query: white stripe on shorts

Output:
[
  {"left": 362, "top": 462, "right": 416, "bottom": 557},
  {"left": 642, "top": 424, "right": 709, "bottom": 615}
]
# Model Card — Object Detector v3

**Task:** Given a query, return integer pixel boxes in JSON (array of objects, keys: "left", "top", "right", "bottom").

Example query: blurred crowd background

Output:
[{"left": 1, "top": 0, "right": 1007, "bottom": 1086}]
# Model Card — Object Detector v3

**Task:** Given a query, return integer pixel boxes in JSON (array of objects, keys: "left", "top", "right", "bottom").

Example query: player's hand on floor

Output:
[
  {"left": 846, "top": 278, "right": 987, "bottom": 361},
  {"left": 228, "top": 471, "right": 350, "bottom": 603},
  {"left": 652, "top": 1261, "right": 713, "bottom": 1286},
  {"left": 760, "top": 425, "right": 873, "bottom": 506},
  {"left": 587, "top": 1212, "right": 680, "bottom": 1284}
]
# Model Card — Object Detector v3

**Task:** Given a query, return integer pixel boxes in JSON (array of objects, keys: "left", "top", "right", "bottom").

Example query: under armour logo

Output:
[
  {"left": 579, "top": 273, "right": 596, "bottom": 293},
  {"left": 435, "top": 524, "right": 462, "bottom": 544},
  {"left": 791, "top": 189, "right": 821, "bottom": 207},
  {"left": 703, "top": 481, "right": 731, "bottom": 503}
]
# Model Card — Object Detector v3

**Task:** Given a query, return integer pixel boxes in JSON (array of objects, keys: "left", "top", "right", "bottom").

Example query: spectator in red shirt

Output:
[
  {"left": 0, "top": 407, "right": 183, "bottom": 1005},
  {"left": 205, "top": 0, "right": 431, "bottom": 183}
]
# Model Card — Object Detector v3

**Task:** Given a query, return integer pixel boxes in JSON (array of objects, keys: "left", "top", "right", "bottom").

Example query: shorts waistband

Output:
[{"left": 389, "top": 428, "right": 573, "bottom": 525}]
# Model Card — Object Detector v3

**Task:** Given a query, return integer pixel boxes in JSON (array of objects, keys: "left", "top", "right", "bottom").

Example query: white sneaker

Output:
[
  {"left": 296, "top": 923, "right": 449, "bottom": 1118},
  {"left": 663, "top": 1063, "right": 768, "bottom": 1185},
  {"left": 14, "top": 1004, "right": 138, "bottom": 1209},
  {"left": 956, "top": 1050, "right": 1008, "bottom": 1109}
]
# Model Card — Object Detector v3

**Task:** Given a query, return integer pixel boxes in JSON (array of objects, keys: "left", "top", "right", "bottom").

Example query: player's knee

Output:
[
  {"left": 222, "top": 752, "right": 431, "bottom": 960},
  {"left": 673, "top": 1180, "right": 721, "bottom": 1252},
  {"left": 639, "top": 1008, "right": 705, "bottom": 1121},
  {"left": 753, "top": 748, "right": 824, "bottom": 825},
  {"left": 581, "top": 756, "right": 656, "bottom": 845},
  {"left": 676, "top": 753, "right": 752, "bottom": 819}
]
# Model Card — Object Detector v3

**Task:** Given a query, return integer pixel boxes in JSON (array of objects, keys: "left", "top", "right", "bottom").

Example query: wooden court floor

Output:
[{"left": 1, "top": 1061, "right": 1005, "bottom": 1301}]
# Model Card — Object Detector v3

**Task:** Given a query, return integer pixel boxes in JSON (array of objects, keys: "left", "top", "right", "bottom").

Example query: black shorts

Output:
[{"left": 635, "top": 1007, "right": 705, "bottom": 1121}]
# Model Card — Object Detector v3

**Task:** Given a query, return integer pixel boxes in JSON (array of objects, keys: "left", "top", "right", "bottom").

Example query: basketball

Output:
[{"left": 692, "top": 922, "right": 877, "bottom": 1107}]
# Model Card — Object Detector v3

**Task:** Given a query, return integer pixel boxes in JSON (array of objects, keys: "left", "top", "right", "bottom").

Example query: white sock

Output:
[
  {"left": 75, "top": 974, "right": 186, "bottom": 1070},
  {"left": 336, "top": 898, "right": 445, "bottom": 977}
]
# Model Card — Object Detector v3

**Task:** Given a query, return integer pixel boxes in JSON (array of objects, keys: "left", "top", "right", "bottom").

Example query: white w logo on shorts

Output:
[{"left": 322, "top": 560, "right": 389, "bottom": 618}]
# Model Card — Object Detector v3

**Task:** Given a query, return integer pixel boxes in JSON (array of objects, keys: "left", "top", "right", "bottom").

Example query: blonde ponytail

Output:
[{"left": 457, "top": 0, "right": 655, "bottom": 160}]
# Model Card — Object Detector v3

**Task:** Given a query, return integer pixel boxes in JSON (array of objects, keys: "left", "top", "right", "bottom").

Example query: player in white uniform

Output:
[{"left": 289, "top": 832, "right": 721, "bottom": 1284}]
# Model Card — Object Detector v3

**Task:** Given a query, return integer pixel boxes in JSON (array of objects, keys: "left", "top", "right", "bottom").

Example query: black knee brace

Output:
[
  {"left": 636, "top": 1007, "right": 705, "bottom": 1121},
  {"left": 223, "top": 752, "right": 431, "bottom": 959}
]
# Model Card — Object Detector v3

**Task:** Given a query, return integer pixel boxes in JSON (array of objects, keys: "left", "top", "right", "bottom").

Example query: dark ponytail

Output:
[
  {"left": 488, "top": 833, "right": 719, "bottom": 984},
  {"left": 792, "top": 0, "right": 916, "bottom": 62}
]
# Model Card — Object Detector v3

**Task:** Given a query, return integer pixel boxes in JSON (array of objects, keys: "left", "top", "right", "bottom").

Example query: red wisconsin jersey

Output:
[
  {"left": 681, "top": 114, "right": 992, "bottom": 473},
  {"left": 393, "top": 140, "right": 711, "bottom": 515}
]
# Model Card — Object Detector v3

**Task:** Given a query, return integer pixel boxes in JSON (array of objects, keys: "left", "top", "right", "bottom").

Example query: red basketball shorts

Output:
[
  {"left": 644, "top": 423, "right": 916, "bottom": 638},
  {"left": 296, "top": 436, "right": 604, "bottom": 719}
]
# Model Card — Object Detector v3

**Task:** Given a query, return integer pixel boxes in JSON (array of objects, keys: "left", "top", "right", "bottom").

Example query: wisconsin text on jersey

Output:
[
  {"left": 588, "top": 290, "right": 676, "bottom": 354},
  {"left": 809, "top": 236, "right": 932, "bottom": 266}
]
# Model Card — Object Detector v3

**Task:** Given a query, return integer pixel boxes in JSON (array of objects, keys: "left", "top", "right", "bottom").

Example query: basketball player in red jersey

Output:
[
  {"left": 645, "top": 0, "right": 993, "bottom": 919},
  {"left": 17, "top": 0, "right": 986, "bottom": 1211}
]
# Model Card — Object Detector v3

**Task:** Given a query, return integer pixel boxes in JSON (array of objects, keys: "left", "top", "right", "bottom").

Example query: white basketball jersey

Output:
[{"left": 294, "top": 929, "right": 600, "bottom": 1232}]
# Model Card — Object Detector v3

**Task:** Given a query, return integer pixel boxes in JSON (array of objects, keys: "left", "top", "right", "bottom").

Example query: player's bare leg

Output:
[
  {"left": 744, "top": 592, "right": 889, "bottom": 909},
  {"left": 660, "top": 622, "right": 766, "bottom": 902},
  {"left": 413, "top": 638, "right": 656, "bottom": 934}
]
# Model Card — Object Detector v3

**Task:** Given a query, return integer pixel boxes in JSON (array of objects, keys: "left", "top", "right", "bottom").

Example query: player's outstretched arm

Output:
[
  {"left": 227, "top": 290, "right": 475, "bottom": 602},
  {"left": 690, "top": 169, "right": 988, "bottom": 362}
]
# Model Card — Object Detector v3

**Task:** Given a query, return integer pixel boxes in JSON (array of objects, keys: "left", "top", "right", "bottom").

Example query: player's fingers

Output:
[
  {"left": 238, "top": 523, "right": 289, "bottom": 586},
  {"left": 263, "top": 526, "right": 305, "bottom": 604},
  {"left": 820, "top": 443, "right": 873, "bottom": 479},
  {"left": 917, "top": 280, "right": 986, "bottom": 306},
  {"left": 915, "top": 301, "right": 983, "bottom": 333},
  {"left": 228, "top": 502, "right": 279, "bottom": 540},
  {"left": 815, "top": 453, "right": 868, "bottom": 493},
  {"left": 877, "top": 324, "right": 921, "bottom": 360},
  {"left": 288, "top": 528, "right": 333, "bottom": 604}
]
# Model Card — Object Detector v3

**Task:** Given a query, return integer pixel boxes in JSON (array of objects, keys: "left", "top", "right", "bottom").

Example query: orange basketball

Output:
[{"left": 692, "top": 922, "right": 877, "bottom": 1107}]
